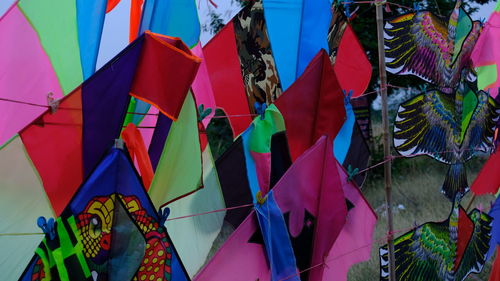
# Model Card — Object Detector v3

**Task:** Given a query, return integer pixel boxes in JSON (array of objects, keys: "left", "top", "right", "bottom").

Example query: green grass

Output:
[{"left": 348, "top": 121, "right": 496, "bottom": 281}]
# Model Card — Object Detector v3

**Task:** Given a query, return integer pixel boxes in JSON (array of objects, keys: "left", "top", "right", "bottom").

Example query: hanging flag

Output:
[
  {"left": 191, "top": 44, "right": 217, "bottom": 128},
  {"left": 489, "top": 246, "right": 500, "bottom": 281},
  {"left": 472, "top": 150, "right": 500, "bottom": 195},
  {"left": 255, "top": 191, "right": 300, "bottom": 281},
  {"left": 203, "top": 0, "right": 284, "bottom": 137},
  {"left": 148, "top": 93, "right": 203, "bottom": 207},
  {"left": 488, "top": 196, "right": 500, "bottom": 260},
  {"left": 263, "top": 0, "right": 332, "bottom": 90},
  {"left": 122, "top": 123, "right": 154, "bottom": 189},
  {"left": 215, "top": 118, "right": 292, "bottom": 229},
  {"left": 0, "top": 136, "right": 55, "bottom": 280},
  {"left": 162, "top": 146, "right": 226, "bottom": 277},
  {"left": 471, "top": 1, "right": 500, "bottom": 98},
  {"left": 233, "top": 0, "right": 283, "bottom": 110},
  {"left": 273, "top": 136, "right": 347, "bottom": 281},
  {"left": 241, "top": 105, "right": 286, "bottom": 197},
  {"left": 329, "top": 10, "right": 372, "bottom": 98},
  {"left": 4, "top": 32, "right": 201, "bottom": 216},
  {"left": 131, "top": 32, "right": 201, "bottom": 120},
  {"left": 196, "top": 136, "right": 347, "bottom": 280},
  {"left": 323, "top": 161, "right": 377, "bottom": 281},
  {"left": 275, "top": 50, "right": 345, "bottom": 161},
  {"left": 0, "top": 5, "right": 63, "bottom": 146},
  {"left": 139, "top": 0, "right": 201, "bottom": 48},
  {"left": 193, "top": 212, "right": 272, "bottom": 281}
]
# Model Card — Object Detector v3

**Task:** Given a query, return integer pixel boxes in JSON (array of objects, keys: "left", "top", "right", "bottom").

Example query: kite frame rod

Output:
[{"left": 375, "top": 2, "right": 396, "bottom": 280}]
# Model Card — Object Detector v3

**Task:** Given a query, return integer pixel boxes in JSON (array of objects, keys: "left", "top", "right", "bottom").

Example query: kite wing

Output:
[
  {"left": 380, "top": 221, "right": 453, "bottom": 281},
  {"left": 462, "top": 90, "right": 500, "bottom": 160},
  {"left": 385, "top": 12, "right": 450, "bottom": 86},
  {"left": 454, "top": 209, "right": 493, "bottom": 281},
  {"left": 394, "top": 90, "right": 458, "bottom": 164}
]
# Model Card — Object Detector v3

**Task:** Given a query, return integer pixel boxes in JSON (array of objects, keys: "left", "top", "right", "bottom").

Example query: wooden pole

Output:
[
  {"left": 465, "top": 195, "right": 476, "bottom": 212},
  {"left": 375, "top": 2, "right": 396, "bottom": 280}
]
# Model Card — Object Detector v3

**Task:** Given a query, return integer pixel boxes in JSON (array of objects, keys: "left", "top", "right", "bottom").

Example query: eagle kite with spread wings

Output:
[
  {"left": 384, "top": 0, "right": 482, "bottom": 93},
  {"left": 393, "top": 83, "right": 500, "bottom": 200},
  {"left": 380, "top": 199, "right": 492, "bottom": 281}
]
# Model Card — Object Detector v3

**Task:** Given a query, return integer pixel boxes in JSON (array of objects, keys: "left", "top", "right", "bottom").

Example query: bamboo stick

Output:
[{"left": 375, "top": 2, "right": 396, "bottom": 280}]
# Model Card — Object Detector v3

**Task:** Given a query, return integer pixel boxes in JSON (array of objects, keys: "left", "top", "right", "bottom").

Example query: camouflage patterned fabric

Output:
[
  {"left": 327, "top": 6, "right": 348, "bottom": 65},
  {"left": 233, "top": 0, "right": 282, "bottom": 112}
]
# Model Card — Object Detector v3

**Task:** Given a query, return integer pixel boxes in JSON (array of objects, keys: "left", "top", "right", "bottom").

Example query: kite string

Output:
[
  {"left": 165, "top": 203, "right": 254, "bottom": 221},
  {"left": 0, "top": 147, "right": 489, "bottom": 236},
  {"left": 277, "top": 225, "right": 418, "bottom": 281},
  {"left": 341, "top": 1, "right": 414, "bottom": 10}
]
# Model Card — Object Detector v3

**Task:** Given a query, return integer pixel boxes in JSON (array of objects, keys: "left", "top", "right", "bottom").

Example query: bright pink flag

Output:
[
  {"left": 471, "top": 2, "right": 500, "bottom": 98},
  {"left": 322, "top": 161, "right": 377, "bottom": 281},
  {"left": 471, "top": 150, "right": 500, "bottom": 195},
  {"left": 191, "top": 43, "right": 217, "bottom": 128},
  {"left": 195, "top": 136, "right": 347, "bottom": 281},
  {"left": 193, "top": 212, "right": 271, "bottom": 281},
  {"left": 274, "top": 136, "right": 347, "bottom": 281},
  {"left": 0, "top": 5, "right": 63, "bottom": 146}
]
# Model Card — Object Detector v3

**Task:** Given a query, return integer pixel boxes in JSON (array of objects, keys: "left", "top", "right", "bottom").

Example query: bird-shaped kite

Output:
[
  {"left": 384, "top": 0, "right": 482, "bottom": 93},
  {"left": 393, "top": 83, "right": 500, "bottom": 200},
  {"left": 380, "top": 197, "right": 492, "bottom": 281}
]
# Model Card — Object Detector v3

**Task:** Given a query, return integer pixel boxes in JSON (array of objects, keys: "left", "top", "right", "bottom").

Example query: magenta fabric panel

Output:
[
  {"left": 0, "top": 5, "right": 63, "bottom": 145},
  {"left": 273, "top": 136, "right": 347, "bottom": 281},
  {"left": 323, "top": 161, "right": 377, "bottom": 281},
  {"left": 191, "top": 43, "right": 216, "bottom": 128},
  {"left": 193, "top": 212, "right": 271, "bottom": 280}
]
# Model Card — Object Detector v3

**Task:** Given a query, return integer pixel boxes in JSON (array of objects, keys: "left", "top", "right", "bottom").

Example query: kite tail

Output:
[{"left": 442, "top": 163, "right": 468, "bottom": 201}]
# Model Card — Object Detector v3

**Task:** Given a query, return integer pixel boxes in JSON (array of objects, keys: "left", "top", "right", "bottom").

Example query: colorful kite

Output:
[
  {"left": 380, "top": 201, "right": 492, "bottom": 281},
  {"left": 328, "top": 6, "right": 373, "bottom": 98},
  {"left": 196, "top": 136, "right": 348, "bottom": 281},
  {"left": 275, "top": 50, "right": 345, "bottom": 161},
  {"left": 384, "top": 0, "right": 481, "bottom": 94},
  {"left": 393, "top": 83, "right": 500, "bottom": 200},
  {"left": 323, "top": 160, "right": 377, "bottom": 281},
  {"left": 20, "top": 147, "right": 190, "bottom": 281},
  {"left": 0, "top": 32, "right": 202, "bottom": 279}
]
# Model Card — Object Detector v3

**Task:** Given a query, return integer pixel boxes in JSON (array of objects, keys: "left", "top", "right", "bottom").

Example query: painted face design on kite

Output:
[
  {"left": 77, "top": 195, "right": 116, "bottom": 262},
  {"left": 77, "top": 194, "right": 174, "bottom": 280}
]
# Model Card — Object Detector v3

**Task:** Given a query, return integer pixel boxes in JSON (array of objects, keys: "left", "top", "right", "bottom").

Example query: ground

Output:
[{"left": 348, "top": 120, "right": 496, "bottom": 281}]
